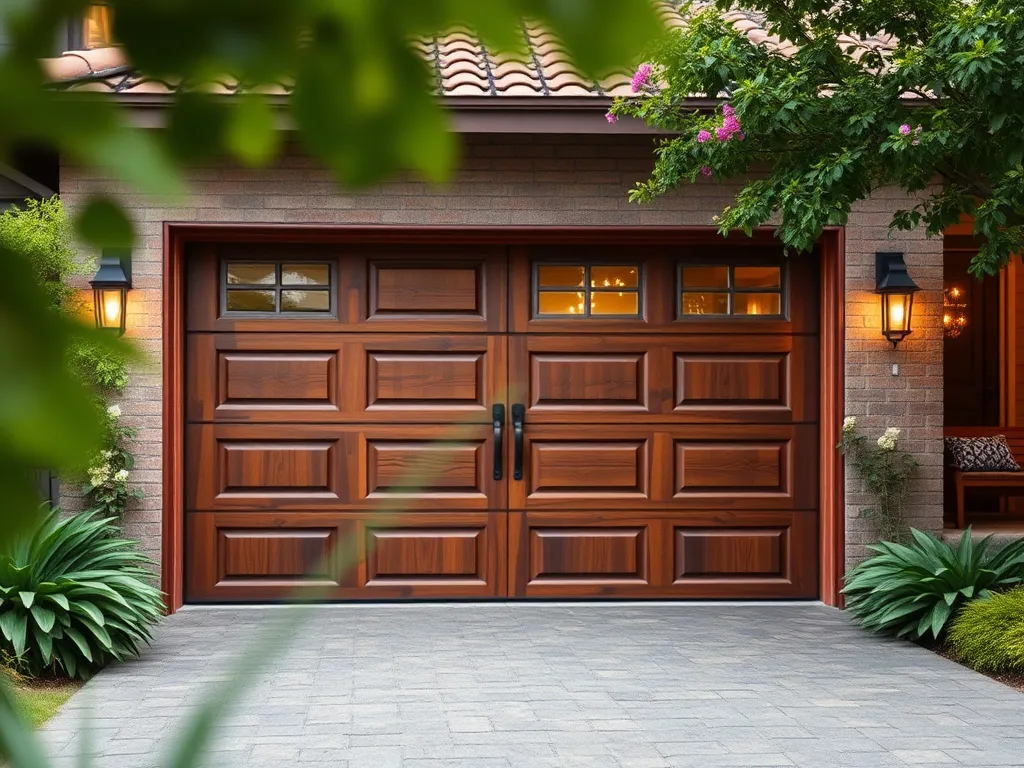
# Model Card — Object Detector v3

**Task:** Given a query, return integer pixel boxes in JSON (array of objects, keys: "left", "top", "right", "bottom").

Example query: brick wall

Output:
[{"left": 60, "top": 133, "right": 944, "bottom": 574}]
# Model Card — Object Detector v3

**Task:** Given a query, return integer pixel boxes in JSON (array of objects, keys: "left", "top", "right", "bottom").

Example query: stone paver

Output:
[{"left": 39, "top": 604, "right": 1024, "bottom": 767}]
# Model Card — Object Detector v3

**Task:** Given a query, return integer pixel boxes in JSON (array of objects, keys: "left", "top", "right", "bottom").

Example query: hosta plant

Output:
[
  {"left": 948, "top": 588, "right": 1024, "bottom": 673},
  {"left": 0, "top": 510, "right": 163, "bottom": 679},
  {"left": 843, "top": 528, "right": 1024, "bottom": 642}
]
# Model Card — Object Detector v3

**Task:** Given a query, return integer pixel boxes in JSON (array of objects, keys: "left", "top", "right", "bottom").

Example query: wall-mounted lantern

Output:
[
  {"left": 875, "top": 251, "right": 919, "bottom": 348},
  {"left": 89, "top": 249, "right": 132, "bottom": 336}
]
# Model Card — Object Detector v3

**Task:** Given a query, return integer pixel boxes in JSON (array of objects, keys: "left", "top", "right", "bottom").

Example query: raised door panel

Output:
[
  {"left": 511, "top": 425, "right": 815, "bottom": 510},
  {"left": 508, "top": 510, "right": 816, "bottom": 598},
  {"left": 188, "top": 334, "right": 344, "bottom": 422},
  {"left": 185, "top": 511, "right": 507, "bottom": 600},
  {"left": 510, "top": 335, "right": 816, "bottom": 424},
  {"left": 513, "top": 429, "right": 652, "bottom": 509},
  {"left": 672, "top": 424, "right": 817, "bottom": 509},
  {"left": 353, "top": 247, "right": 507, "bottom": 332},
  {"left": 671, "top": 511, "right": 818, "bottom": 597},
  {"left": 189, "top": 334, "right": 505, "bottom": 423},
  {"left": 509, "top": 513, "right": 661, "bottom": 596},
  {"left": 187, "top": 424, "right": 503, "bottom": 510},
  {"left": 357, "top": 512, "right": 506, "bottom": 597},
  {"left": 185, "top": 512, "right": 356, "bottom": 601},
  {"left": 344, "top": 335, "right": 505, "bottom": 422}
]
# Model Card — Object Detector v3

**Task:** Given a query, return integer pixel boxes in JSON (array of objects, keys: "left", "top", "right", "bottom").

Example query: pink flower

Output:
[
  {"left": 606, "top": 111, "right": 618, "bottom": 124},
  {"left": 912, "top": 139, "right": 920, "bottom": 146},
  {"left": 716, "top": 126, "right": 731, "bottom": 142},
  {"left": 915, "top": 125, "right": 923, "bottom": 134},
  {"left": 736, "top": 132, "right": 745, "bottom": 141},
  {"left": 722, "top": 103, "right": 735, "bottom": 118},
  {"left": 700, "top": 166, "right": 713, "bottom": 178},
  {"left": 899, "top": 124, "right": 911, "bottom": 135},
  {"left": 697, "top": 129, "right": 712, "bottom": 143},
  {"left": 631, "top": 63, "right": 653, "bottom": 93},
  {"left": 723, "top": 116, "right": 741, "bottom": 133}
]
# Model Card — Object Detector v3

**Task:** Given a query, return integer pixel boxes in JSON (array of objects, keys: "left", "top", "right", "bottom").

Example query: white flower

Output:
[
  {"left": 877, "top": 427, "right": 900, "bottom": 452},
  {"left": 107, "top": 404, "right": 122, "bottom": 419},
  {"left": 114, "top": 469, "right": 130, "bottom": 482},
  {"left": 842, "top": 416, "right": 857, "bottom": 433},
  {"left": 102, "top": 450, "right": 114, "bottom": 459}
]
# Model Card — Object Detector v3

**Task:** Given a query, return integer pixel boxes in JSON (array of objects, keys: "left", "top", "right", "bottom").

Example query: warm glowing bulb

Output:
[
  {"left": 890, "top": 301, "right": 905, "bottom": 327},
  {"left": 943, "top": 313, "right": 952, "bottom": 326},
  {"left": 102, "top": 290, "right": 122, "bottom": 327}
]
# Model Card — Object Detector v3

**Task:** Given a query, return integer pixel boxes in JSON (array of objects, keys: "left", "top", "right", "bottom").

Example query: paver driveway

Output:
[{"left": 39, "top": 604, "right": 1024, "bottom": 768}]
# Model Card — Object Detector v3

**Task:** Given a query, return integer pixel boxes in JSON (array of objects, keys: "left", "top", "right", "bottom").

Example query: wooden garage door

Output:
[{"left": 183, "top": 242, "right": 819, "bottom": 601}]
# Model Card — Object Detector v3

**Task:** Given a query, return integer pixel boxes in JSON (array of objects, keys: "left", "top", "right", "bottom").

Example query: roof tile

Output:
[{"left": 44, "top": 2, "right": 896, "bottom": 100}]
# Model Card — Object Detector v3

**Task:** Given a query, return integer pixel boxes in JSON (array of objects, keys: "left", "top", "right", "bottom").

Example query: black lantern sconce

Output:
[
  {"left": 875, "top": 252, "right": 920, "bottom": 348},
  {"left": 89, "top": 249, "right": 132, "bottom": 336}
]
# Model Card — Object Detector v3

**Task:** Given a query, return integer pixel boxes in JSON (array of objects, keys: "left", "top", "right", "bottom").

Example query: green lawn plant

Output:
[
  {"left": 0, "top": 510, "right": 163, "bottom": 680},
  {"left": 948, "top": 588, "right": 1024, "bottom": 673},
  {"left": 844, "top": 528, "right": 1024, "bottom": 642}
]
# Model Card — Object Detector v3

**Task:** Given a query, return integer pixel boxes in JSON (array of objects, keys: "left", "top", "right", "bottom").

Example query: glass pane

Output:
[
  {"left": 538, "top": 266, "right": 585, "bottom": 288},
  {"left": 591, "top": 266, "right": 639, "bottom": 289},
  {"left": 538, "top": 291, "right": 588, "bottom": 315},
  {"left": 681, "top": 292, "right": 729, "bottom": 315},
  {"left": 735, "top": 266, "right": 781, "bottom": 289},
  {"left": 227, "top": 262, "right": 275, "bottom": 285},
  {"left": 226, "top": 289, "right": 275, "bottom": 312},
  {"left": 734, "top": 293, "right": 781, "bottom": 316},
  {"left": 681, "top": 266, "right": 728, "bottom": 289},
  {"left": 590, "top": 292, "right": 639, "bottom": 315},
  {"left": 281, "top": 289, "right": 331, "bottom": 312},
  {"left": 282, "top": 264, "right": 330, "bottom": 286}
]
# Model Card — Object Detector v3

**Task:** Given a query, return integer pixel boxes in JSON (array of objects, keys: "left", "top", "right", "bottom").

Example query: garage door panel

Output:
[
  {"left": 511, "top": 335, "right": 816, "bottom": 424},
  {"left": 510, "top": 511, "right": 816, "bottom": 597},
  {"left": 355, "top": 335, "right": 505, "bottom": 421},
  {"left": 188, "top": 424, "right": 501, "bottom": 510},
  {"left": 672, "top": 425, "right": 817, "bottom": 509},
  {"left": 185, "top": 512, "right": 356, "bottom": 601},
  {"left": 512, "top": 425, "right": 815, "bottom": 510},
  {"left": 361, "top": 436, "right": 493, "bottom": 508},
  {"left": 189, "top": 334, "right": 504, "bottom": 423},
  {"left": 186, "top": 511, "right": 505, "bottom": 600},
  {"left": 672, "top": 511, "right": 818, "bottom": 596},
  {"left": 187, "top": 244, "right": 507, "bottom": 333},
  {"left": 359, "top": 512, "right": 506, "bottom": 596},
  {"left": 356, "top": 248, "right": 507, "bottom": 332}
]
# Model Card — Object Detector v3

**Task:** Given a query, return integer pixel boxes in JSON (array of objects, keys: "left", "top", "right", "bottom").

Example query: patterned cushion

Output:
[{"left": 946, "top": 435, "right": 1022, "bottom": 472}]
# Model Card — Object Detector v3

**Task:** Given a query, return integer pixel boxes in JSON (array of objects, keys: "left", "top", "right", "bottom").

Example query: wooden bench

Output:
[{"left": 945, "top": 427, "right": 1024, "bottom": 529}]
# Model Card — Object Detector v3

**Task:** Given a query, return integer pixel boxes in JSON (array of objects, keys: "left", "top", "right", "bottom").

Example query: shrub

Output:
[
  {"left": 843, "top": 528, "right": 1024, "bottom": 642},
  {"left": 948, "top": 588, "right": 1024, "bottom": 673},
  {"left": 0, "top": 510, "right": 163, "bottom": 679}
]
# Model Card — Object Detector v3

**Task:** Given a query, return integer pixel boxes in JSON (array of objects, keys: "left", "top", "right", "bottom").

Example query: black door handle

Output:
[
  {"left": 492, "top": 404, "right": 505, "bottom": 480},
  {"left": 512, "top": 404, "right": 525, "bottom": 481}
]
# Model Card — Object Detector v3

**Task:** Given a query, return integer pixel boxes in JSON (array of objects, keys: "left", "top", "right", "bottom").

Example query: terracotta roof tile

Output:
[{"left": 44, "top": 2, "right": 896, "bottom": 100}]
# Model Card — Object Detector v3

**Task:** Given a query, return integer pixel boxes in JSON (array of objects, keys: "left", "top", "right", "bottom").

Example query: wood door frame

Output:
[{"left": 162, "top": 224, "right": 845, "bottom": 611}]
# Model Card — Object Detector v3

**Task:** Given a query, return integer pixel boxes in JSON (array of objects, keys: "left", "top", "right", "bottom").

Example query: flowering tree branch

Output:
[{"left": 611, "top": 0, "right": 1024, "bottom": 277}]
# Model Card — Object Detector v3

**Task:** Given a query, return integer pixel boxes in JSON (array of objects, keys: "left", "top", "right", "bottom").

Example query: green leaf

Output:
[
  {"left": 31, "top": 623, "right": 53, "bottom": 665},
  {"left": 29, "top": 603, "right": 55, "bottom": 633},
  {"left": 226, "top": 93, "right": 280, "bottom": 167},
  {"left": 74, "top": 197, "right": 135, "bottom": 249},
  {"left": 17, "top": 590, "right": 34, "bottom": 609},
  {"left": 63, "top": 627, "right": 93, "bottom": 663}
]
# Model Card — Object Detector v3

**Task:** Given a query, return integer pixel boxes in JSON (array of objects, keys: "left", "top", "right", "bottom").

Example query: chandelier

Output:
[{"left": 943, "top": 285, "right": 968, "bottom": 339}]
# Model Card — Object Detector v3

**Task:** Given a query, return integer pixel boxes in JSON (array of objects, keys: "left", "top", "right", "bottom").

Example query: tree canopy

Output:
[{"left": 611, "top": 0, "right": 1024, "bottom": 277}]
